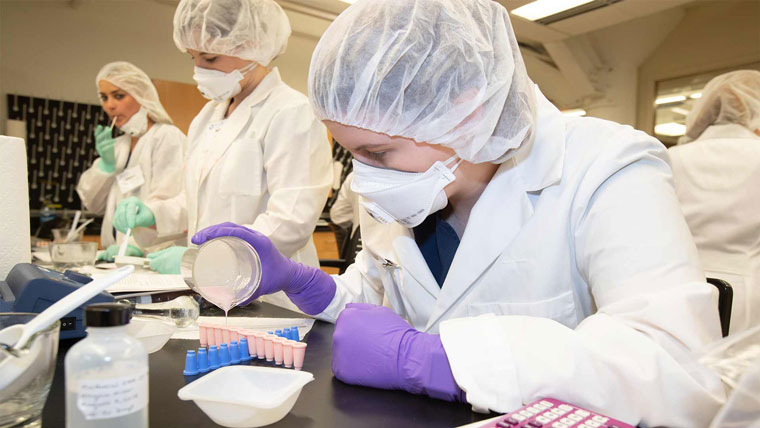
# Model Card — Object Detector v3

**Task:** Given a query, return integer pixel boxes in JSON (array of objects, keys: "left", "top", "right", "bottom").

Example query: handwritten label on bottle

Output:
[{"left": 77, "top": 371, "right": 148, "bottom": 420}]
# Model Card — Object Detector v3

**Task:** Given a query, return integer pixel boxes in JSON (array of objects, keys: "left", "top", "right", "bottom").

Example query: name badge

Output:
[{"left": 116, "top": 166, "right": 145, "bottom": 194}]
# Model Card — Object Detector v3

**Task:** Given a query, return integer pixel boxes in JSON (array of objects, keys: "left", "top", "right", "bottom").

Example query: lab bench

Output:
[{"left": 41, "top": 301, "right": 494, "bottom": 427}]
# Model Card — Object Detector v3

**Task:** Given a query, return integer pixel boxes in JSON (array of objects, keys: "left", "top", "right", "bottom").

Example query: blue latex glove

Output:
[
  {"left": 94, "top": 124, "right": 116, "bottom": 173},
  {"left": 147, "top": 246, "right": 187, "bottom": 274},
  {"left": 332, "top": 303, "right": 465, "bottom": 402},
  {"left": 192, "top": 222, "right": 337, "bottom": 314},
  {"left": 113, "top": 197, "right": 155, "bottom": 233},
  {"left": 97, "top": 244, "right": 143, "bottom": 262}
]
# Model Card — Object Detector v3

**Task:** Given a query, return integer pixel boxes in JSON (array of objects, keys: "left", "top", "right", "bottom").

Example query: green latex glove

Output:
[
  {"left": 94, "top": 124, "right": 117, "bottom": 173},
  {"left": 113, "top": 197, "right": 156, "bottom": 233},
  {"left": 97, "top": 244, "right": 143, "bottom": 262},
  {"left": 147, "top": 246, "right": 187, "bottom": 274}
]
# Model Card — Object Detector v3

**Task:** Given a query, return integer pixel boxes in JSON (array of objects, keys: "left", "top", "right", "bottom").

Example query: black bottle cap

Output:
[{"left": 84, "top": 303, "right": 131, "bottom": 327}]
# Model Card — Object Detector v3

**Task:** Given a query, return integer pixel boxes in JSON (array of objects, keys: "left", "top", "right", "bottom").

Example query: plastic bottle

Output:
[{"left": 65, "top": 303, "right": 149, "bottom": 428}]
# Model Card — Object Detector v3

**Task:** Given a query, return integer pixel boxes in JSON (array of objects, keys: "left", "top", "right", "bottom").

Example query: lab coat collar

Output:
[
  {"left": 423, "top": 86, "right": 566, "bottom": 330},
  {"left": 697, "top": 124, "right": 760, "bottom": 141},
  {"left": 512, "top": 86, "right": 566, "bottom": 192}
]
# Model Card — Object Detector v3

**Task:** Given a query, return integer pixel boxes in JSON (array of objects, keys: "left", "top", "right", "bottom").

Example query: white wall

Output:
[{"left": 0, "top": 0, "right": 328, "bottom": 134}]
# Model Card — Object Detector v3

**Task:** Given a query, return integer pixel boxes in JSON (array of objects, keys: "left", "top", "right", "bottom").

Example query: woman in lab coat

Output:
[
  {"left": 192, "top": 0, "right": 726, "bottom": 425},
  {"left": 77, "top": 61, "right": 186, "bottom": 261},
  {"left": 142, "top": 0, "right": 332, "bottom": 281},
  {"left": 669, "top": 70, "right": 760, "bottom": 334}
]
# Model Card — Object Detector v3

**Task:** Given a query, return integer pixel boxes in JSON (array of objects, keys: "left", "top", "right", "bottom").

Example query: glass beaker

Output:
[
  {"left": 180, "top": 237, "right": 262, "bottom": 313},
  {"left": 0, "top": 313, "right": 60, "bottom": 428}
]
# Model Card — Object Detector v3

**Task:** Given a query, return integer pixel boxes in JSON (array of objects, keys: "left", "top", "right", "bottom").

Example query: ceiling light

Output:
[
  {"left": 511, "top": 0, "right": 595, "bottom": 21},
  {"left": 561, "top": 108, "right": 586, "bottom": 117},
  {"left": 655, "top": 95, "right": 687, "bottom": 105},
  {"left": 654, "top": 122, "right": 686, "bottom": 137},
  {"left": 690, "top": 92, "right": 702, "bottom": 99}
]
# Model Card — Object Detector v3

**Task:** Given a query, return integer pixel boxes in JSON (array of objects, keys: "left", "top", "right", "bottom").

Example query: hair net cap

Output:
[
  {"left": 173, "top": 0, "right": 291, "bottom": 65},
  {"left": 96, "top": 61, "right": 173, "bottom": 125},
  {"left": 682, "top": 70, "right": 760, "bottom": 143},
  {"left": 308, "top": 0, "right": 536, "bottom": 164}
]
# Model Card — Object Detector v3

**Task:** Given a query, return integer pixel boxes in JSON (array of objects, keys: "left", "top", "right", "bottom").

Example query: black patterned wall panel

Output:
[{"left": 6, "top": 94, "right": 110, "bottom": 209}]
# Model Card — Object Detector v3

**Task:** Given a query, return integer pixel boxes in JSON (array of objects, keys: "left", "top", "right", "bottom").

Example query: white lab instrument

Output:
[
  {"left": 177, "top": 365, "right": 313, "bottom": 428},
  {"left": 0, "top": 266, "right": 133, "bottom": 402},
  {"left": 65, "top": 302, "right": 148, "bottom": 428},
  {"left": 181, "top": 237, "right": 261, "bottom": 313}
]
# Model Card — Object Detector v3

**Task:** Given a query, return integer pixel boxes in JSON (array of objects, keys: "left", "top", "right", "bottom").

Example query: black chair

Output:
[
  {"left": 706, "top": 277, "right": 733, "bottom": 337},
  {"left": 319, "top": 225, "right": 362, "bottom": 274}
]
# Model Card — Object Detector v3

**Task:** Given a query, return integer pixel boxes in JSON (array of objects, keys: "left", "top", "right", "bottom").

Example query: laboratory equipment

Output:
[
  {"left": 177, "top": 365, "right": 314, "bottom": 428},
  {"left": 0, "top": 314, "right": 59, "bottom": 428},
  {"left": 230, "top": 340, "right": 241, "bottom": 364},
  {"left": 120, "top": 295, "right": 200, "bottom": 327},
  {"left": 113, "top": 255, "right": 150, "bottom": 269},
  {"left": 184, "top": 350, "right": 199, "bottom": 376},
  {"left": 52, "top": 227, "right": 84, "bottom": 243},
  {"left": 125, "top": 316, "right": 176, "bottom": 354},
  {"left": 49, "top": 241, "right": 97, "bottom": 268},
  {"left": 0, "top": 266, "right": 133, "bottom": 402},
  {"left": 65, "top": 303, "right": 149, "bottom": 428},
  {"left": 209, "top": 345, "right": 220, "bottom": 370},
  {"left": 239, "top": 337, "right": 252, "bottom": 361},
  {"left": 220, "top": 343, "right": 231, "bottom": 366},
  {"left": 198, "top": 348, "right": 210, "bottom": 373},
  {"left": 180, "top": 236, "right": 262, "bottom": 313},
  {"left": 476, "top": 398, "right": 634, "bottom": 428},
  {"left": 0, "top": 263, "right": 116, "bottom": 339}
]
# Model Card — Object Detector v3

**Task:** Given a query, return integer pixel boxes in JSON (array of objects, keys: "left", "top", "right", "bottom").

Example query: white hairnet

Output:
[
  {"left": 173, "top": 0, "right": 291, "bottom": 65},
  {"left": 95, "top": 61, "right": 173, "bottom": 125},
  {"left": 308, "top": 0, "right": 536, "bottom": 164},
  {"left": 682, "top": 70, "right": 760, "bottom": 143}
]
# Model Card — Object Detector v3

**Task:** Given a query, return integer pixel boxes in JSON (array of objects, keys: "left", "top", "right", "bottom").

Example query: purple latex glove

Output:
[
  {"left": 192, "top": 222, "right": 336, "bottom": 315},
  {"left": 332, "top": 303, "right": 465, "bottom": 402}
]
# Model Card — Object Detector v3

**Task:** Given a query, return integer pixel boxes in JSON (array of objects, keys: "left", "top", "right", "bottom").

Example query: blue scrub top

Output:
[{"left": 413, "top": 212, "right": 461, "bottom": 287}]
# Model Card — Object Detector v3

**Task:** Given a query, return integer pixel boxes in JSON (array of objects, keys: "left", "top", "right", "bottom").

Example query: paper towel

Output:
[{"left": 0, "top": 136, "right": 31, "bottom": 280}]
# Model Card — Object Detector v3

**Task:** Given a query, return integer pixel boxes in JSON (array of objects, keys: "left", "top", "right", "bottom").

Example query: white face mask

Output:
[
  {"left": 119, "top": 106, "right": 148, "bottom": 137},
  {"left": 350, "top": 155, "right": 462, "bottom": 228},
  {"left": 193, "top": 62, "right": 257, "bottom": 102}
]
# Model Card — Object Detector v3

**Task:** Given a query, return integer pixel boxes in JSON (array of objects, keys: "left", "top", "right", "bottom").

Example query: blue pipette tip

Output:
[
  {"left": 275, "top": 329, "right": 282, "bottom": 337},
  {"left": 197, "top": 348, "right": 209, "bottom": 373},
  {"left": 283, "top": 328, "right": 291, "bottom": 339},
  {"left": 183, "top": 350, "right": 199, "bottom": 376},
  {"left": 230, "top": 340, "right": 241, "bottom": 364},
  {"left": 219, "top": 343, "right": 231, "bottom": 366},
  {"left": 268, "top": 331, "right": 274, "bottom": 335},
  {"left": 239, "top": 337, "right": 252, "bottom": 361},
  {"left": 208, "top": 345, "right": 220, "bottom": 370},
  {"left": 291, "top": 326, "right": 299, "bottom": 341}
]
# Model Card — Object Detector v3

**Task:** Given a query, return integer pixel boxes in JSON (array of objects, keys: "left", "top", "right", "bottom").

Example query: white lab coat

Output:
[
  {"left": 184, "top": 67, "right": 332, "bottom": 263},
  {"left": 669, "top": 124, "right": 760, "bottom": 334},
  {"left": 318, "top": 87, "right": 726, "bottom": 427},
  {"left": 77, "top": 123, "right": 187, "bottom": 250}
]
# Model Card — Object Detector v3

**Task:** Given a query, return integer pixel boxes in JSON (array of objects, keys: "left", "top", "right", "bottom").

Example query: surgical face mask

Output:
[
  {"left": 193, "top": 62, "right": 257, "bottom": 102},
  {"left": 119, "top": 106, "right": 148, "bottom": 137},
  {"left": 351, "top": 155, "right": 462, "bottom": 228}
]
